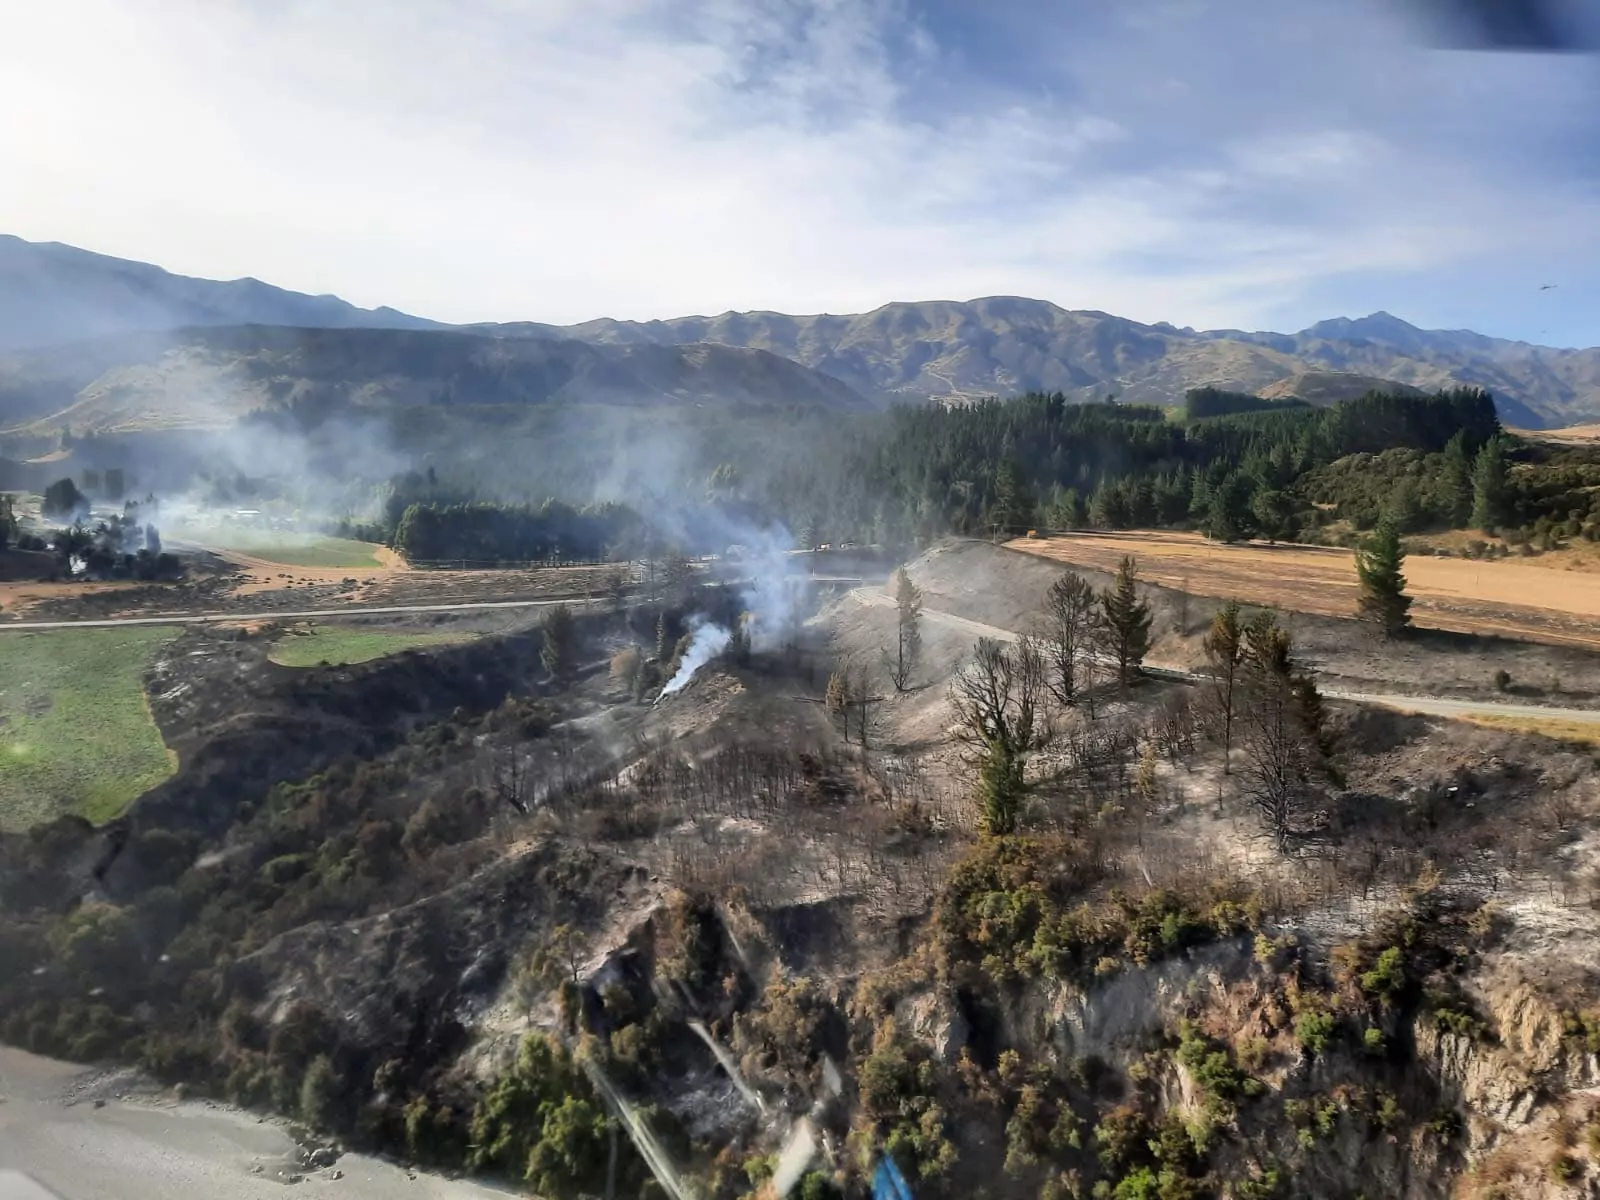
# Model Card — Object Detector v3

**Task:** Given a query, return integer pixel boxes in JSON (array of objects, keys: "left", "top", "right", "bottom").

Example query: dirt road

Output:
[
  {"left": 848, "top": 588, "right": 1600, "bottom": 727},
  {"left": 0, "top": 595, "right": 601, "bottom": 632},
  {"left": 1010, "top": 531, "right": 1600, "bottom": 650}
]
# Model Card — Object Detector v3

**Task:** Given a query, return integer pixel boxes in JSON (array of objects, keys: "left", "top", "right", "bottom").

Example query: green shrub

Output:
[
  {"left": 884, "top": 1104, "right": 959, "bottom": 1181},
  {"left": 1285, "top": 1097, "right": 1339, "bottom": 1147},
  {"left": 1174, "top": 1023, "right": 1258, "bottom": 1113},
  {"left": 1294, "top": 1009, "right": 1336, "bottom": 1056},
  {"left": 1560, "top": 1010, "right": 1600, "bottom": 1053},
  {"left": 798, "top": 1170, "right": 842, "bottom": 1200},
  {"left": 1111, "top": 1167, "right": 1160, "bottom": 1200},
  {"left": 298, "top": 1054, "right": 340, "bottom": 1129},
  {"left": 1430, "top": 1005, "right": 1487, "bottom": 1041},
  {"left": 1358, "top": 947, "right": 1405, "bottom": 1001},
  {"left": 1361, "top": 1027, "right": 1386, "bottom": 1056},
  {"left": 1095, "top": 1106, "right": 1151, "bottom": 1172},
  {"left": 1548, "top": 1153, "right": 1579, "bottom": 1184},
  {"left": 1427, "top": 1110, "right": 1463, "bottom": 1143},
  {"left": 1233, "top": 1164, "right": 1285, "bottom": 1199}
]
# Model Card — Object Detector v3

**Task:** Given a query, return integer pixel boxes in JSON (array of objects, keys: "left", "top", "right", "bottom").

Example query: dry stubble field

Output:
[{"left": 1009, "top": 530, "right": 1600, "bottom": 650}]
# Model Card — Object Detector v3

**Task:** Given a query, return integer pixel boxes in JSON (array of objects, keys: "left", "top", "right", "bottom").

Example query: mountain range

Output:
[{"left": 2, "top": 235, "right": 1596, "bottom": 431}]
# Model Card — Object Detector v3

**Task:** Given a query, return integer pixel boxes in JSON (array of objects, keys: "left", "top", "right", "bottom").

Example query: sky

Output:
[{"left": 2, "top": 0, "right": 1599, "bottom": 345}]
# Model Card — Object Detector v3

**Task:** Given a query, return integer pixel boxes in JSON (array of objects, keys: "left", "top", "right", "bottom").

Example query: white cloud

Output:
[{"left": 0, "top": 0, "right": 1595, "bottom": 336}]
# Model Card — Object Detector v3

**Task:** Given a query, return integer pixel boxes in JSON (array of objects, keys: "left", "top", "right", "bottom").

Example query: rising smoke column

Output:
[
  {"left": 651, "top": 519, "right": 806, "bottom": 702},
  {"left": 655, "top": 614, "right": 732, "bottom": 701}
]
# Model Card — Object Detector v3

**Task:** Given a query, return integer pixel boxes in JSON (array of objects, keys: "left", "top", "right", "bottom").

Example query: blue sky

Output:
[{"left": 2, "top": 0, "right": 1597, "bottom": 344}]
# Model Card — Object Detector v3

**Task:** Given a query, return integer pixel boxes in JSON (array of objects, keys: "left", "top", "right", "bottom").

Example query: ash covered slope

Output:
[
  {"left": 0, "top": 235, "right": 443, "bottom": 353},
  {"left": 495, "top": 298, "right": 1600, "bottom": 427},
  {"left": 0, "top": 324, "right": 873, "bottom": 434},
  {"left": 4, "top": 550, "right": 1600, "bottom": 1199}
]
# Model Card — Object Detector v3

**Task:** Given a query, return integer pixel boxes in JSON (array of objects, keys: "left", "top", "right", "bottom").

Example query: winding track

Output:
[{"left": 847, "top": 587, "right": 1600, "bottom": 727}]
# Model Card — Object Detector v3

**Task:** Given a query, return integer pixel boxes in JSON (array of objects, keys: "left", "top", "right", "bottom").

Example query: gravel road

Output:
[{"left": 848, "top": 588, "right": 1600, "bottom": 726}]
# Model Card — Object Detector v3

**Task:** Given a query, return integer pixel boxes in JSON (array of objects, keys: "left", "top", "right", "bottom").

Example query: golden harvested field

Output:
[
  {"left": 1512, "top": 422, "right": 1600, "bottom": 445},
  {"left": 1009, "top": 530, "right": 1600, "bottom": 650}
]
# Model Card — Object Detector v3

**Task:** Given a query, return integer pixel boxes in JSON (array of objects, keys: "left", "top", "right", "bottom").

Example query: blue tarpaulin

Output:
[{"left": 872, "top": 1156, "right": 914, "bottom": 1200}]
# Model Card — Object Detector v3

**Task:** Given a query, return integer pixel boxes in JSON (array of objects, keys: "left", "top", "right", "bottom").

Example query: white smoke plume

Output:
[{"left": 656, "top": 614, "right": 732, "bottom": 701}]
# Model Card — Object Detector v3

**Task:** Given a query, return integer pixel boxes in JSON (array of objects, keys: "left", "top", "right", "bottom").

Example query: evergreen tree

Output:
[
  {"left": 1090, "top": 480, "right": 1132, "bottom": 530},
  {"left": 1384, "top": 479, "right": 1425, "bottom": 534},
  {"left": 1099, "top": 556, "right": 1152, "bottom": 686},
  {"left": 1355, "top": 517, "right": 1412, "bottom": 639},
  {"left": 1205, "top": 474, "right": 1251, "bottom": 543},
  {"left": 41, "top": 477, "right": 85, "bottom": 519},
  {"left": 991, "top": 459, "right": 1034, "bottom": 533},
  {"left": 1470, "top": 435, "right": 1510, "bottom": 533},
  {"left": 1440, "top": 430, "right": 1475, "bottom": 527},
  {"left": 1250, "top": 486, "right": 1296, "bottom": 542},
  {"left": 541, "top": 603, "right": 579, "bottom": 684},
  {"left": 1047, "top": 486, "right": 1085, "bottom": 528}
]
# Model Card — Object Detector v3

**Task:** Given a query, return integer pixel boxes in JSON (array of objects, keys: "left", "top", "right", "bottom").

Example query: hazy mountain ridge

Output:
[
  {"left": 0, "top": 325, "right": 872, "bottom": 435},
  {"left": 0, "top": 235, "right": 444, "bottom": 352},
  {"left": 517, "top": 298, "right": 1600, "bottom": 426},
  {"left": 5, "top": 235, "right": 1600, "bottom": 427}
]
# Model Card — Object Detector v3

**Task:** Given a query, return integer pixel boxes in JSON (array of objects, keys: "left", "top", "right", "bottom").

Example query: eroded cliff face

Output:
[{"left": 777, "top": 906, "right": 1600, "bottom": 1200}]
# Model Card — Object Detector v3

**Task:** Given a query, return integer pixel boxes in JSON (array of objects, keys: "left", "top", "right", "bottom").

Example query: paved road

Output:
[
  {"left": 848, "top": 588, "right": 1600, "bottom": 726},
  {"left": 0, "top": 595, "right": 600, "bottom": 632}
]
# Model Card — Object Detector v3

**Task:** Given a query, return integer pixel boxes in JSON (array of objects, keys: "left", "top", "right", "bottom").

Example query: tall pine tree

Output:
[
  {"left": 1470, "top": 435, "right": 1510, "bottom": 533},
  {"left": 1440, "top": 430, "right": 1475, "bottom": 527},
  {"left": 1355, "top": 517, "right": 1412, "bottom": 639},
  {"left": 1100, "top": 555, "right": 1152, "bottom": 686}
]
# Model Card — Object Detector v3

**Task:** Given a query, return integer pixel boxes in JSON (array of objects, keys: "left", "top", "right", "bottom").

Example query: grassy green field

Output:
[
  {"left": 177, "top": 529, "right": 385, "bottom": 569},
  {"left": 268, "top": 627, "right": 473, "bottom": 668},
  {"left": 0, "top": 627, "right": 179, "bottom": 831}
]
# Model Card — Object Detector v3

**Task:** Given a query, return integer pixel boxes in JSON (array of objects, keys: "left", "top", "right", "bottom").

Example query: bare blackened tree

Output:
[
  {"left": 825, "top": 667, "right": 851, "bottom": 739},
  {"left": 887, "top": 568, "right": 923, "bottom": 693},
  {"left": 1043, "top": 570, "right": 1098, "bottom": 708},
  {"left": 825, "top": 656, "right": 883, "bottom": 749},
  {"left": 1235, "top": 612, "right": 1326, "bottom": 853},
  {"left": 1203, "top": 600, "right": 1245, "bottom": 772},
  {"left": 950, "top": 636, "right": 1047, "bottom": 835},
  {"left": 541, "top": 602, "right": 579, "bottom": 685},
  {"left": 486, "top": 741, "right": 531, "bottom": 814}
]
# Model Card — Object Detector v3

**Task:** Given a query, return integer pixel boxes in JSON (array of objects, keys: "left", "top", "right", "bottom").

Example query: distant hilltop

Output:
[{"left": 3, "top": 235, "right": 1598, "bottom": 427}]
